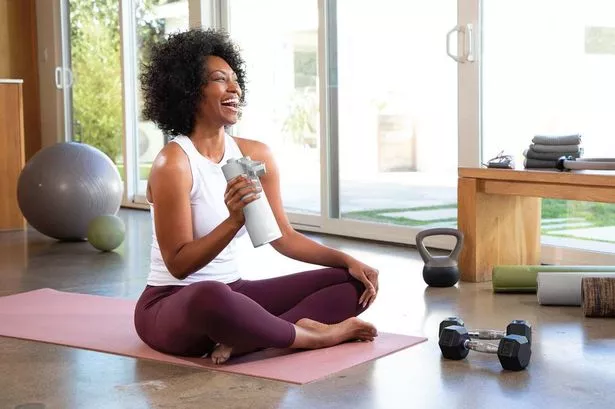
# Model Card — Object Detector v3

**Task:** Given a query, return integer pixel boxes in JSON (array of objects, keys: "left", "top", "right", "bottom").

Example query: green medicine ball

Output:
[{"left": 87, "top": 214, "right": 125, "bottom": 252}]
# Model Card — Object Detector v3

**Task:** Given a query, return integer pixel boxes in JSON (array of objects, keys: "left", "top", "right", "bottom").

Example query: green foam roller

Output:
[{"left": 492, "top": 265, "right": 615, "bottom": 293}]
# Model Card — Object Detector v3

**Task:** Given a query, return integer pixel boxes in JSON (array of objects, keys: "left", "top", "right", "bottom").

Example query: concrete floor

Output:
[{"left": 0, "top": 209, "right": 613, "bottom": 409}]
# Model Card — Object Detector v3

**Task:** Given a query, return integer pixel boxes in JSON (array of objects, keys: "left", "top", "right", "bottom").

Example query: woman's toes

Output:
[{"left": 211, "top": 344, "right": 233, "bottom": 365}]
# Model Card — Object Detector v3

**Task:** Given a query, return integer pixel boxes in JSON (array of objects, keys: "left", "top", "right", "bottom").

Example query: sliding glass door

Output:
[
  {"left": 122, "top": 0, "right": 190, "bottom": 203},
  {"left": 43, "top": 0, "right": 612, "bottom": 262},
  {"left": 335, "top": 0, "right": 459, "bottom": 233},
  {"left": 222, "top": 0, "right": 472, "bottom": 247},
  {"left": 481, "top": 0, "right": 615, "bottom": 259},
  {"left": 226, "top": 0, "right": 322, "bottom": 217},
  {"left": 57, "top": 0, "right": 124, "bottom": 171},
  {"left": 53, "top": 0, "right": 189, "bottom": 204}
]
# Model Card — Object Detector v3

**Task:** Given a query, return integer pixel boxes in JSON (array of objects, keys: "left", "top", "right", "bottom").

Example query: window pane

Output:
[
  {"left": 69, "top": 0, "right": 123, "bottom": 169},
  {"left": 482, "top": 0, "right": 615, "bottom": 252},
  {"left": 135, "top": 0, "right": 189, "bottom": 196},
  {"left": 228, "top": 0, "right": 321, "bottom": 215},
  {"left": 337, "top": 0, "right": 458, "bottom": 228}
]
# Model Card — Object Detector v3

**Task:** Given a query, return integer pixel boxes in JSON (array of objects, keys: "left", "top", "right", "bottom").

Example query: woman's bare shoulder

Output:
[
  {"left": 151, "top": 142, "right": 190, "bottom": 172},
  {"left": 147, "top": 142, "right": 192, "bottom": 202},
  {"left": 232, "top": 136, "right": 273, "bottom": 161}
]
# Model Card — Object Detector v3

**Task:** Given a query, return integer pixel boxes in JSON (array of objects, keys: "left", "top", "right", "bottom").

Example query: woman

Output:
[{"left": 134, "top": 28, "right": 379, "bottom": 365}]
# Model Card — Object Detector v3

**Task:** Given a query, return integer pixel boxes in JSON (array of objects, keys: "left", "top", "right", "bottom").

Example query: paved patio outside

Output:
[{"left": 279, "top": 171, "right": 615, "bottom": 253}]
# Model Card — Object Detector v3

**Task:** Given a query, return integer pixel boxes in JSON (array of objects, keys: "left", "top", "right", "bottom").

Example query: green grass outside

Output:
[
  {"left": 116, "top": 164, "right": 152, "bottom": 181},
  {"left": 342, "top": 204, "right": 458, "bottom": 226},
  {"left": 343, "top": 199, "right": 615, "bottom": 244}
]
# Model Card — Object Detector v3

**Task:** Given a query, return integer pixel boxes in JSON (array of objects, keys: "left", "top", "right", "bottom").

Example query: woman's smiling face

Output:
[{"left": 199, "top": 55, "right": 243, "bottom": 126}]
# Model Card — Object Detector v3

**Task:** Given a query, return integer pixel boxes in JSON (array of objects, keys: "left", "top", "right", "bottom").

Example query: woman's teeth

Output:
[{"left": 221, "top": 101, "right": 237, "bottom": 112}]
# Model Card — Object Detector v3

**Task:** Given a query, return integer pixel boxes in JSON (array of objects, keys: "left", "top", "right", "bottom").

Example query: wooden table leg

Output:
[{"left": 457, "top": 177, "right": 542, "bottom": 282}]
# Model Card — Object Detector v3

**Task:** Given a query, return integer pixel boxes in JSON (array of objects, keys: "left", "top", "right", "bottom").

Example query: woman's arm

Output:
[
  {"left": 236, "top": 138, "right": 379, "bottom": 307},
  {"left": 148, "top": 143, "right": 259, "bottom": 280},
  {"left": 234, "top": 139, "right": 353, "bottom": 267}
]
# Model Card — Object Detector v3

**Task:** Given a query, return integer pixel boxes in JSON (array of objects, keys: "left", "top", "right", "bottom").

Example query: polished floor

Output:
[{"left": 0, "top": 209, "right": 613, "bottom": 409}]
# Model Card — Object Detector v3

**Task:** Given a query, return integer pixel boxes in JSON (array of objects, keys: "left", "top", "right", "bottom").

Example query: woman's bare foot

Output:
[
  {"left": 294, "top": 317, "right": 378, "bottom": 349},
  {"left": 296, "top": 318, "right": 329, "bottom": 332},
  {"left": 211, "top": 317, "right": 378, "bottom": 364},
  {"left": 210, "top": 343, "right": 261, "bottom": 365},
  {"left": 211, "top": 343, "right": 233, "bottom": 364}
]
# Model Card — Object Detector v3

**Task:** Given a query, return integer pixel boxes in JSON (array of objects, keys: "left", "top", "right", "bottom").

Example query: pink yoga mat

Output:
[{"left": 0, "top": 288, "right": 426, "bottom": 384}]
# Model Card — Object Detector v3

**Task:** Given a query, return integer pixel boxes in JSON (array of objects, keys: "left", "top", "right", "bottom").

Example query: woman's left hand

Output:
[{"left": 346, "top": 259, "right": 379, "bottom": 308}]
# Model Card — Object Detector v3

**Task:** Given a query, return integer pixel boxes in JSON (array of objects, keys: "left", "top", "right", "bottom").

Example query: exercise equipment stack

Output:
[
  {"left": 438, "top": 317, "right": 532, "bottom": 371},
  {"left": 492, "top": 265, "right": 615, "bottom": 293},
  {"left": 522, "top": 133, "right": 582, "bottom": 170},
  {"left": 492, "top": 265, "right": 615, "bottom": 317}
]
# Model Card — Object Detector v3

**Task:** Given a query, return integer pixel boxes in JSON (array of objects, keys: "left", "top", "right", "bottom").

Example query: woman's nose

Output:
[{"left": 228, "top": 79, "right": 240, "bottom": 95}]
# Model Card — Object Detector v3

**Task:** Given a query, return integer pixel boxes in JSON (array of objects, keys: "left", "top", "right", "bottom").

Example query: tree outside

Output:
[{"left": 69, "top": 0, "right": 168, "bottom": 166}]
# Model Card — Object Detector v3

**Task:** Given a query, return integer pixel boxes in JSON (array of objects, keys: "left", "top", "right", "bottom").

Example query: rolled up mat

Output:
[
  {"left": 536, "top": 272, "right": 615, "bottom": 305},
  {"left": 582, "top": 277, "right": 615, "bottom": 318},
  {"left": 492, "top": 265, "right": 615, "bottom": 293}
]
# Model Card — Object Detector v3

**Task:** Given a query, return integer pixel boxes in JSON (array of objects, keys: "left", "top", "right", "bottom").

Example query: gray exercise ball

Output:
[{"left": 17, "top": 142, "right": 123, "bottom": 241}]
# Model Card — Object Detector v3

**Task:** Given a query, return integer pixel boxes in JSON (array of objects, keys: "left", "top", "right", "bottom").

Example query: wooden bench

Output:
[{"left": 457, "top": 167, "right": 615, "bottom": 282}]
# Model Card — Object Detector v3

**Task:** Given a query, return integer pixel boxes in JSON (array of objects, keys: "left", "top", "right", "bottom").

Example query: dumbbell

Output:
[
  {"left": 438, "top": 317, "right": 532, "bottom": 345},
  {"left": 439, "top": 325, "right": 531, "bottom": 371}
]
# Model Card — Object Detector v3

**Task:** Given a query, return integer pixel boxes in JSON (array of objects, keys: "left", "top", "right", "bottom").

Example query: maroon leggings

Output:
[{"left": 133, "top": 267, "right": 368, "bottom": 357}]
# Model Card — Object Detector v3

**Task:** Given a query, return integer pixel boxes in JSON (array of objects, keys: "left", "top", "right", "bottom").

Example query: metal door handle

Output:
[
  {"left": 55, "top": 66, "right": 63, "bottom": 89},
  {"left": 446, "top": 24, "right": 475, "bottom": 63},
  {"left": 465, "top": 23, "right": 475, "bottom": 62},
  {"left": 446, "top": 25, "right": 463, "bottom": 62}
]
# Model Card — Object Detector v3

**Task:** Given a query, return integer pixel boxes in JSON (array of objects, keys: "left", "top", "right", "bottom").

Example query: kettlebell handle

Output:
[{"left": 415, "top": 228, "right": 464, "bottom": 263}]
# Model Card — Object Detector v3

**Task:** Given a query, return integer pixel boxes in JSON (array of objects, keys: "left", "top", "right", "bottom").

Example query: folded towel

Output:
[
  {"left": 532, "top": 134, "right": 582, "bottom": 145},
  {"left": 523, "top": 158, "right": 558, "bottom": 169},
  {"left": 524, "top": 148, "right": 581, "bottom": 161},
  {"left": 530, "top": 143, "right": 582, "bottom": 153}
]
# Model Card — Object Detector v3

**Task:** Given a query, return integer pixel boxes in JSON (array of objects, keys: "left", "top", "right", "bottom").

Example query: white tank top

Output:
[{"left": 147, "top": 134, "right": 247, "bottom": 286}]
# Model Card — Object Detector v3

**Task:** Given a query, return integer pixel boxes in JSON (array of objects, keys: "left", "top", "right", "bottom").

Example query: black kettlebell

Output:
[{"left": 415, "top": 228, "right": 464, "bottom": 287}]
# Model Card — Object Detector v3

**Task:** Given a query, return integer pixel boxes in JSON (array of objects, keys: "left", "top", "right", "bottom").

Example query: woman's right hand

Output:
[{"left": 224, "top": 175, "right": 261, "bottom": 227}]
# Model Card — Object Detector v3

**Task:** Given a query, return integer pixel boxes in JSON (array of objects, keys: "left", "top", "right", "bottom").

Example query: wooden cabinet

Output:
[{"left": 0, "top": 80, "right": 26, "bottom": 231}]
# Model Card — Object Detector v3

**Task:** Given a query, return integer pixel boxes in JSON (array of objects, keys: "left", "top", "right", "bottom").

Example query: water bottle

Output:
[{"left": 221, "top": 157, "right": 282, "bottom": 247}]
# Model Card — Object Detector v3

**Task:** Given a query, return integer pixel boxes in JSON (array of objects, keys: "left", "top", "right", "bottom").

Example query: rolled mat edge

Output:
[
  {"left": 581, "top": 277, "right": 615, "bottom": 317},
  {"left": 492, "top": 265, "right": 615, "bottom": 293},
  {"left": 537, "top": 272, "right": 615, "bottom": 306}
]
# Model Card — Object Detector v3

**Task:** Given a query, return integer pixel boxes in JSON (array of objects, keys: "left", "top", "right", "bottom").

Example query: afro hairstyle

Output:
[{"left": 140, "top": 28, "right": 247, "bottom": 137}]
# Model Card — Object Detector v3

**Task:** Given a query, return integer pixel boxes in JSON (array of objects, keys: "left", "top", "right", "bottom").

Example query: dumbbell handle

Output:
[
  {"left": 464, "top": 339, "right": 499, "bottom": 354},
  {"left": 467, "top": 329, "right": 506, "bottom": 340}
]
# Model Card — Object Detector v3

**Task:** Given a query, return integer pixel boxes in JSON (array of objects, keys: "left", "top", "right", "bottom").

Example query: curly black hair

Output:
[{"left": 140, "top": 28, "right": 247, "bottom": 137}]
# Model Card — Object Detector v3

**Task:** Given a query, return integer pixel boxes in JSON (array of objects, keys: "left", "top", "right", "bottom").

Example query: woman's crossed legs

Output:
[{"left": 134, "top": 267, "right": 377, "bottom": 364}]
